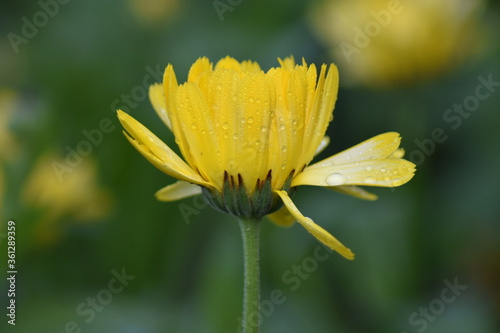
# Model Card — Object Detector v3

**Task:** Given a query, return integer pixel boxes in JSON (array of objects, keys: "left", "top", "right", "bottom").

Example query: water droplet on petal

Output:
[
  {"left": 248, "top": 117, "right": 254, "bottom": 124},
  {"left": 392, "top": 178, "right": 403, "bottom": 186},
  {"left": 364, "top": 176, "right": 376, "bottom": 184},
  {"left": 281, "top": 146, "right": 288, "bottom": 152},
  {"left": 380, "top": 168, "right": 386, "bottom": 173},
  {"left": 232, "top": 134, "right": 238, "bottom": 140},
  {"left": 366, "top": 166, "right": 373, "bottom": 171},
  {"left": 222, "top": 122, "right": 229, "bottom": 130},
  {"left": 249, "top": 97, "right": 255, "bottom": 103},
  {"left": 279, "top": 124, "right": 286, "bottom": 131},
  {"left": 261, "top": 126, "right": 267, "bottom": 132},
  {"left": 326, "top": 173, "right": 346, "bottom": 186},
  {"left": 191, "top": 123, "right": 197, "bottom": 130}
]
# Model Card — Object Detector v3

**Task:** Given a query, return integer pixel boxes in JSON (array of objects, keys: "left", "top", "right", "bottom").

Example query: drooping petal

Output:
[
  {"left": 155, "top": 181, "right": 202, "bottom": 201},
  {"left": 274, "top": 190, "right": 355, "bottom": 260},
  {"left": 307, "top": 132, "right": 402, "bottom": 169},
  {"left": 117, "top": 110, "right": 210, "bottom": 187},
  {"left": 292, "top": 158, "right": 416, "bottom": 187},
  {"left": 328, "top": 185, "right": 378, "bottom": 201},
  {"left": 149, "top": 83, "right": 171, "bottom": 130},
  {"left": 267, "top": 205, "right": 296, "bottom": 227}
]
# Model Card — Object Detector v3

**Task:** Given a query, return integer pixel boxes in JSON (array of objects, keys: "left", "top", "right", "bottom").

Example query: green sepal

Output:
[{"left": 201, "top": 170, "right": 293, "bottom": 219}]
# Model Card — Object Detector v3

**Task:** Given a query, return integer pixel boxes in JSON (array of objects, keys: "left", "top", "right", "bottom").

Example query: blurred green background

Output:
[{"left": 1, "top": 0, "right": 500, "bottom": 332}]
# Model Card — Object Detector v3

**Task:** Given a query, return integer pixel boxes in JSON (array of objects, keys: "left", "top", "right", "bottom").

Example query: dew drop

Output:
[
  {"left": 392, "top": 178, "right": 403, "bottom": 186},
  {"left": 240, "top": 118, "right": 246, "bottom": 124},
  {"left": 364, "top": 176, "right": 376, "bottom": 184},
  {"left": 191, "top": 123, "right": 197, "bottom": 130},
  {"left": 249, "top": 97, "right": 255, "bottom": 103},
  {"left": 232, "top": 134, "right": 238, "bottom": 140},
  {"left": 222, "top": 122, "right": 229, "bottom": 130},
  {"left": 281, "top": 146, "right": 288, "bottom": 153},
  {"left": 281, "top": 161, "right": 287, "bottom": 169},
  {"left": 326, "top": 173, "right": 346, "bottom": 186},
  {"left": 248, "top": 117, "right": 254, "bottom": 124},
  {"left": 261, "top": 126, "right": 267, "bottom": 132},
  {"left": 380, "top": 168, "right": 386, "bottom": 173},
  {"left": 216, "top": 84, "right": 223, "bottom": 91},
  {"left": 366, "top": 166, "right": 373, "bottom": 172},
  {"left": 279, "top": 124, "right": 286, "bottom": 131}
]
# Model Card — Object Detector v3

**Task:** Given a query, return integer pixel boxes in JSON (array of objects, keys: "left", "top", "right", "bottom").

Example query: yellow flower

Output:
[
  {"left": 117, "top": 57, "right": 415, "bottom": 259},
  {"left": 309, "top": 0, "right": 485, "bottom": 87},
  {"left": 127, "top": 0, "right": 180, "bottom": 26},
  {"left": 22, "top": 153, "right": 113, "bottom": 245}
]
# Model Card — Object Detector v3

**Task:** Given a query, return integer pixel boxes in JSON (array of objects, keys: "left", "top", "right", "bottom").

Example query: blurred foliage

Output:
[{"left": 1, "top": 0, "right": 499, "bottom": 332}]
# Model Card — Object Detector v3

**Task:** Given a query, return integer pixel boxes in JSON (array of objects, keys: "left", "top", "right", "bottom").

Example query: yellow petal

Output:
[
  {"left": 187, "top": 57, "right": 212, "bottom": 83},
  {"left": 302, "top": 64, "right": 339, "bottom": 164},
  {"left": 149, "top": 83, "right": 171, "bottom": 130},
  {"left": 293, "top": 158, "right": 416, "bottom": 187},
  {"left": 155, "top": 181, "right": 202, "bottom": 202},
  {"left": 117, "top": 110, "right": 209, "bottom": 186},
  {"left": 308, "top": 132, "right": 402, "bottom": 169},
  {"left": 275, "top": 190, "right": 355, "bottom": 260},
  {"left": 315, "top": 136, "right": 330, "bottom": 156},
  {"left": 267, "top": 205, "right": 296, "bottom": 227},
  {"left": 390, "top": 148, "right": 405, "bottom": 159},
  {"left": 328, "top": 185, "right": 378, "bottom": 201}
]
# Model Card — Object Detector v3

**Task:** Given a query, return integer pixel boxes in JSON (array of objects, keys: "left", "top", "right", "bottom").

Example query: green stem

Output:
[{"left": 238, "top": 217, "right": 261, "bottom": 333}]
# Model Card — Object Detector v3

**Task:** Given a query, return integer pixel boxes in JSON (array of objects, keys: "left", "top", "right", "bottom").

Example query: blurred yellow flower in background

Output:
[
  {"left": 22, "top": 153, "right": 113, "bottom": 246},
  {"left": 118, "top": 56, "right": 415, "bottom": 259},
  {"left": 128, "top": 0, "right": 180, "bottom": 26},
  {"left": 310, "top": 0, "right": 485, "bottom": 87}
]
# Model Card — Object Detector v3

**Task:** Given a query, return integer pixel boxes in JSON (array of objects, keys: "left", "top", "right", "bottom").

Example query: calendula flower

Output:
[
  {"left": 309, "top": 0, "right": 485, "bottom": 87},
  {"left": 117, "top": 56, "right": 415, "bottom": 260}
]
